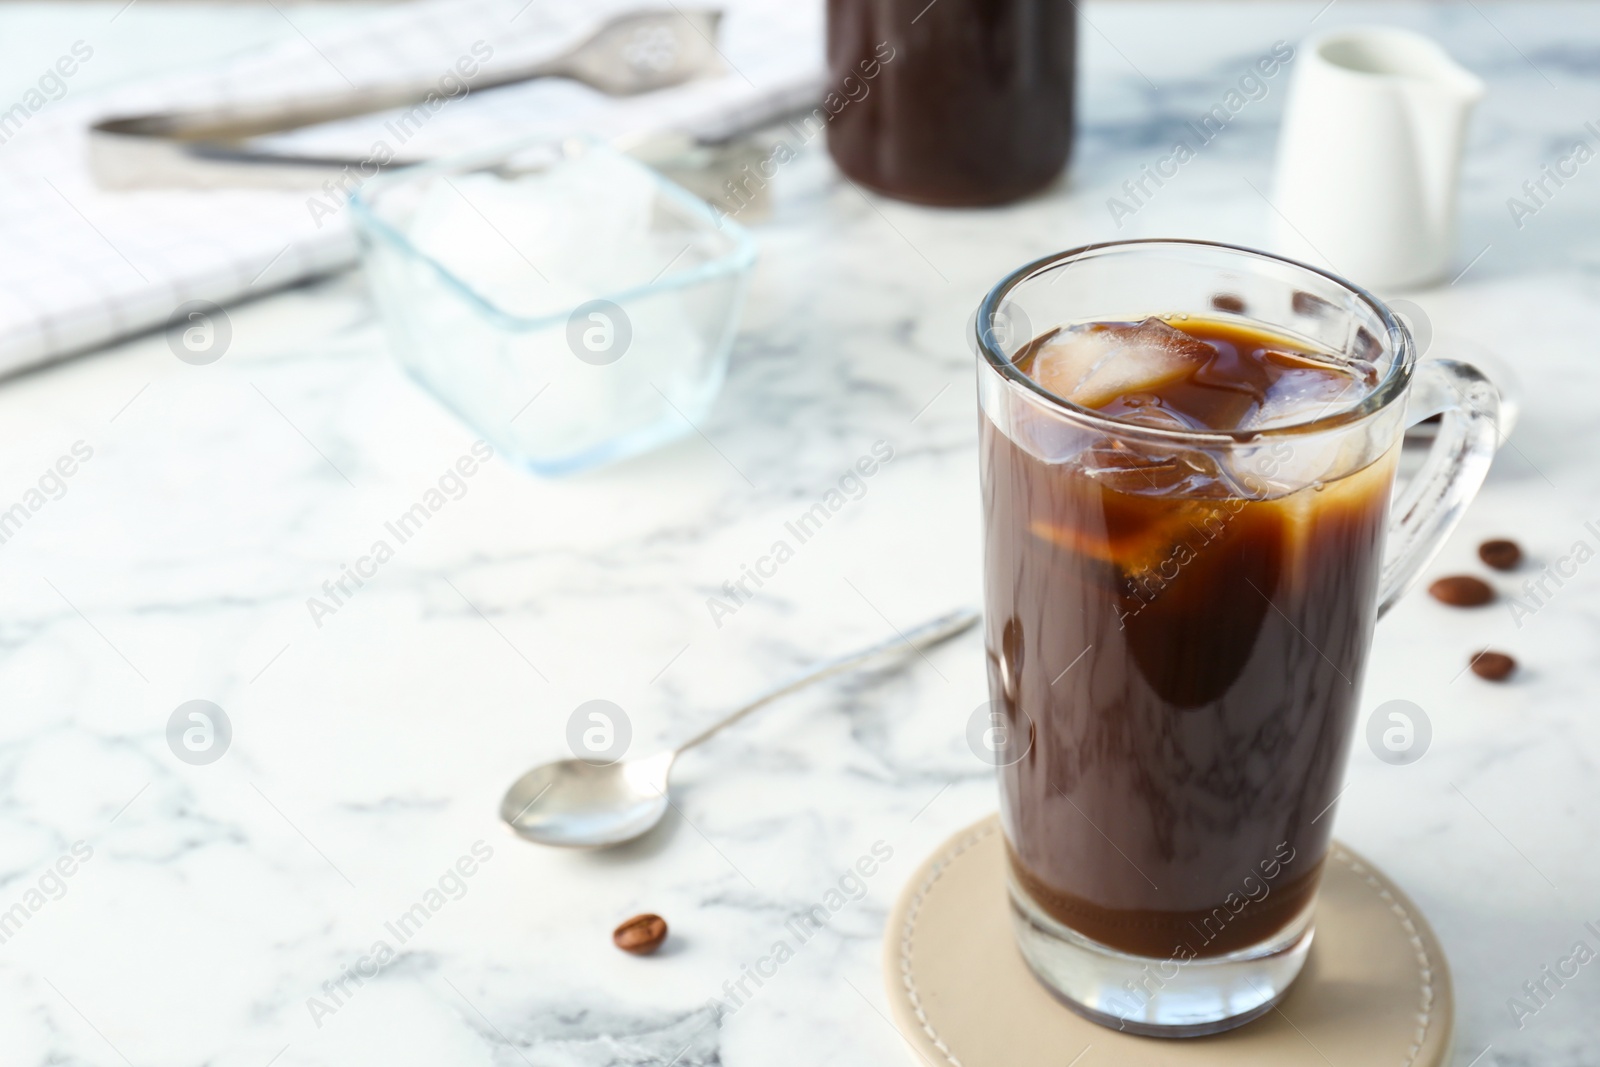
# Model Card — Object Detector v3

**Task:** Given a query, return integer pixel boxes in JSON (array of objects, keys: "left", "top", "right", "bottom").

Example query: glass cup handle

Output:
[{"left": 1376, "top": 359, "right": 1501, "bottom": 618}]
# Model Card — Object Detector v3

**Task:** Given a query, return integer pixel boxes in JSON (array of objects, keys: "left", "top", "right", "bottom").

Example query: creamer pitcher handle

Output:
[{"left": 1377, "top": 359, "right": 1501, "bottom": 617}]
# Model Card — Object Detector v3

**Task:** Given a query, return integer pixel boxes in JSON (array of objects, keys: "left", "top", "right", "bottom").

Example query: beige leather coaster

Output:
[{"left": 884, "top": 815, "right": 1452, "bottom": 1066}]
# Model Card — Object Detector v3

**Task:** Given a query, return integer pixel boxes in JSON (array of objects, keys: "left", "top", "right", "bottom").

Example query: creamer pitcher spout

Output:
[{"left": 1399, "top": 42, "right": 1486, "bottom": 240}]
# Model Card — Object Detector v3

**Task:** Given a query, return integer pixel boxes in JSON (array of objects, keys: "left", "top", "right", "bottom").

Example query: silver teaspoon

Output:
[{"left": 499, "top": 608, "right": 979, "bottom": 848}]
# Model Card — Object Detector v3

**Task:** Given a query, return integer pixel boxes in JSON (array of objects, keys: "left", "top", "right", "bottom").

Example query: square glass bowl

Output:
[{"left": 350, "top": 138, "right": 756, "bottom": 475}]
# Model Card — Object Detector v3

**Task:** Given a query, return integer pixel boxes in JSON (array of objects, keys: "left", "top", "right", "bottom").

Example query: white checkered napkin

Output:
[{"left": 0, "top": 0, "right": 822, "bottom": 377}]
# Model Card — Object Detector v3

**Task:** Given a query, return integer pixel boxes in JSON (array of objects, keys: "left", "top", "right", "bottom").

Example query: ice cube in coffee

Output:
[{"left": 983, "top": 314, "right": 1392, "bottom": 959}]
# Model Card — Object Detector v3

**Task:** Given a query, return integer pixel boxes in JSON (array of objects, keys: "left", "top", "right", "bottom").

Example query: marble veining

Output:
[{"left": 0, "top": 3, "right": 1598, "bottom": 1065}]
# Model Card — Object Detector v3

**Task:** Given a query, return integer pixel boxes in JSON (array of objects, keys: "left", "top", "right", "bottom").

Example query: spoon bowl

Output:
[{"left": 501, "top": 752, "right": 673, "bottom": 848}]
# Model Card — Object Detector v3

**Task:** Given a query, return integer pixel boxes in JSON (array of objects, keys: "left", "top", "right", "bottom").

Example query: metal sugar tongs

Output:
[{"left": 88, "top": 9, "right": 724, "bottom": 190}]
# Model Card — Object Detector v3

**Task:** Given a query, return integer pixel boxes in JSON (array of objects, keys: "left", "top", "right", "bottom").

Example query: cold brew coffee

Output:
[{"left": 983, "top": 315, "right": 1392, "bottom": 960}]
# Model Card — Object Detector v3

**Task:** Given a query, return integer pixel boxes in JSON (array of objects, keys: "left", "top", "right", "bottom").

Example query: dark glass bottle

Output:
[{"left": 825, "top": 0, "right": 1076, "bottom": 207}]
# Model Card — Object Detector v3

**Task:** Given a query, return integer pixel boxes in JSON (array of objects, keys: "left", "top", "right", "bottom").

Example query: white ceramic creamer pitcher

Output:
[{"left": 1273, "top": 27, "right": 1484, "bottom": 290}]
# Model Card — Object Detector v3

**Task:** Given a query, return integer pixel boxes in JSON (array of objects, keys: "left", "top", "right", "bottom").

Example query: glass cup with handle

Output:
[{"left": 973, "top": 239, "right": 1498, "bottom": 1036}]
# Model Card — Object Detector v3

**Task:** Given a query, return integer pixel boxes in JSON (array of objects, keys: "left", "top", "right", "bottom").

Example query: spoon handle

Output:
[{"left": 674, "top": 607, "right": 981, "bottom": 755}]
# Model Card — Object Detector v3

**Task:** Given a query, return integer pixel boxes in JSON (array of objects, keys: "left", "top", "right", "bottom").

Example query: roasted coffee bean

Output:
[
  {"left": 1478, "top": 539, "right": 1522, "bottom": 571},
  {"left": 1210, "top": 293, "right": 1246, "bottom": 314},
  {"left": 1470, "top": 650, "right": 1516, "bottom": 681},
  {"left": 1428, "top": 575, "right": 1494, "bottom": 607},
  {"left": 1291, "top": 290, "right": 1335, "bottom": 318},
  {"left": 613, "top": 913, "right": 668, "bottom": 955}
]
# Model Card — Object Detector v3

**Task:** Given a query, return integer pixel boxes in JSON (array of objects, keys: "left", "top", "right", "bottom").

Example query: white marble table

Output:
[{"left": 2, "top": 3, "right": 1597, "bottom": 1065}]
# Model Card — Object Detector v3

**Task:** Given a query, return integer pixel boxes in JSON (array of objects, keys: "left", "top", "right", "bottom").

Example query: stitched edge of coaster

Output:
[
  {"left": 899, "top": 821, "right": 997, "bottom": 1067},
  {"left": 896, "top": 827, "right": 1436, "bottom": 1067},
  {"left": 1329, "top": 846, "right": 1436, "bottom": 1067}
]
